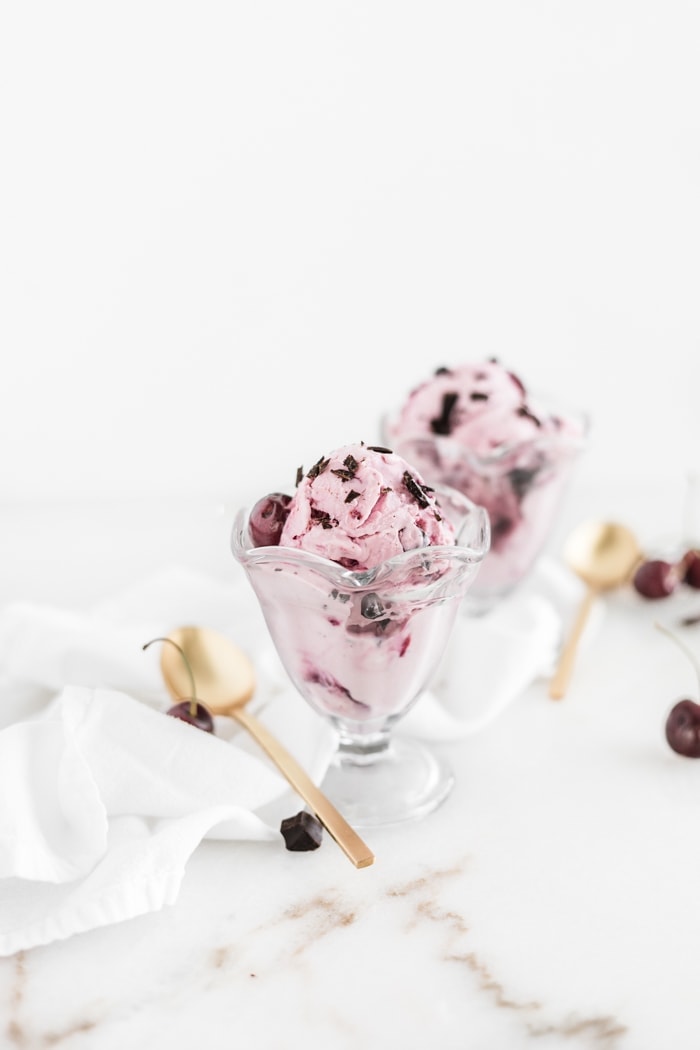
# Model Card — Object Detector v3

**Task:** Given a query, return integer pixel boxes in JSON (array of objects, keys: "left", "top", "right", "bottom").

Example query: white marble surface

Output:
[{"left": 2, "top": 485, "right": 700, "bottom": 1049}]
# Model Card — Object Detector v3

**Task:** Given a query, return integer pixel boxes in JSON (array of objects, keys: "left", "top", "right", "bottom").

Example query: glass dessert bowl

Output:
[
  {"left": 231, "top": 483, "right": 489, "bottom": 827},
  {"left": 385, "top": 361, "right": 588, "bottom": 613}
]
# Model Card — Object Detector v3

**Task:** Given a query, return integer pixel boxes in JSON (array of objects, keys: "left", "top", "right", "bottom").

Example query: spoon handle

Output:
[
  {"left": 549, "top": 586, "right": 598, "bottom": 700},
  {"left": 231, "top": 707, "right": 375, "bottom": 869}
]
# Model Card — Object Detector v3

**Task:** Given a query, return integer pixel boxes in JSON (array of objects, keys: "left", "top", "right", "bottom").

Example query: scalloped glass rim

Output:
[{"left": 231, "top": 484, "right": 490, "bottom": 590}]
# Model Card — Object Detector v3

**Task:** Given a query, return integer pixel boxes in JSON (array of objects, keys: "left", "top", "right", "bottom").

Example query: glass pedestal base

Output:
[{"left": 320, "top": 736, "right": 454, "bottom": 828}]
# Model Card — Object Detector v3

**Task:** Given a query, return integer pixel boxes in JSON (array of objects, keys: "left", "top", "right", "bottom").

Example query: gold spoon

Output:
[
  {"left": 549, "top": 521, "right": 642, "bottom": 700},
  {"left": 159, "top": 625, "right": 374, "bottom": 869}
]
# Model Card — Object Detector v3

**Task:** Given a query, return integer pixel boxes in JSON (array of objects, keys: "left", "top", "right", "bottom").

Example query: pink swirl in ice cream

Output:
[
  {"left": 279, "top": 442, "right": 455, "bottom": 569},
  {"left": 386, "top": 359, "right": 586, "bottom": 602}
]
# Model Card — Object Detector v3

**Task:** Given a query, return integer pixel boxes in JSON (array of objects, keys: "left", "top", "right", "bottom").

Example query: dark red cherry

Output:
[
  {"left": 167, "top": 700, "right": 215, "bottom": 733},
  {"left": 249, "top": 493, "right": 292, "bottom": 547},
  {"left": 665, "top": 699, "right": 700, "bottom": 757},
  {"left": 682, "top": 549, "right": 700, "bottom": 589},
  {"left": 143, "top": 636, "right": 215, "bottom": 734},
  {"left": 656, "top": 623, "right": 700, "bottom": 756},
  {"left": 632, "top": 559, "right": 679, "bottom": 599}
]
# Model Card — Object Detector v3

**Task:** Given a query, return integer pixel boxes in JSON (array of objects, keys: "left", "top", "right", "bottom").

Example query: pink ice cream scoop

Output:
[
  {"left": 385, "top": 359, "right": 587, "bottom": 606},
  {"left": 278, "top": 443, "right": 455, "bottom": 570},
  {"left": 388, "top": 359, "right": 581, "bottom": 454}
]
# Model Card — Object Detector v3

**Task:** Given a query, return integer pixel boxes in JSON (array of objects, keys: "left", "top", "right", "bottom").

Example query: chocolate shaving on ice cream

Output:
[
  {"left": 402, "top": 471, "right": 431, "bottom": 509},
  {"left": 307, "top": 456, "right": 331, "bottom": 479},
  {"left": 430, "top": 391, "right": 459, "bottom": 435}
]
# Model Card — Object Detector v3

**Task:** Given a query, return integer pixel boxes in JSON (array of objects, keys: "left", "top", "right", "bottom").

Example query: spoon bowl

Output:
[
  {"left": 562, "top": 521, "right": 642, "bottom": 590},
  {"left": 160, "top": 625, "right": 374, "bottom": 868},
  {"left": 160, "top": 625, "right": 256, "bottom": 715},
  {"left": 549, "top": 521, "right": 642, "bottom": 699}
]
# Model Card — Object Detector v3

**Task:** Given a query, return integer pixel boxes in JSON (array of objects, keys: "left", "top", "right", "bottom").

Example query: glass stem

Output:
[{"left": 336, "top": 727, "right": 392, "bottom": 765}]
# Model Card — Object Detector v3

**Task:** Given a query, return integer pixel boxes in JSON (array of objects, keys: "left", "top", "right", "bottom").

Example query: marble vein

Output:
[
  {"left": 4, "top": 951, "right": 100, "bottom": 1048},
  {"left": 386, "top": 863, "right": 628, "bottom": 1049}
]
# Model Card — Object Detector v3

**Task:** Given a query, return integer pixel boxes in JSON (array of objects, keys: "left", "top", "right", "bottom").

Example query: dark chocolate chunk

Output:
[
  {"left": 430, "top": 391, "right": 459, "bottom": 435},
  {"left": 508, "top": 466, "right": 539, "bottom": 500},
  {"left": 434, "top": 366, "right": 453, "bottom": 375},
  {"left": 402, "top": 470, "right": 430, "bottom": 508},
  {"left": 470, "top": 391, "right": 489, "bottom": 401},
  {"left": 367, "top": 445, "right": 393, "bottom": 454},
  {"left": 331, "top": 456, "right": 361, "bottom": 482},
  {"left": 295, "top": 465, "right": 304, "bottom": 487},
  {"left": 361, "top": 592, "right": 385, "bottom": 619},
  {"left": 516, "top": 405, "right": 541, "bottom": 427},
  {"left": 280, "top": 811, "right": 323, "bottom": 852},
  {"left": 310, "top": 507, "right": 337, "bottom": 529},
  {"left": 345, "top": 489, "right": 361, "bottom": 503},
  {"left": 307, "top": 456, "right": 331, "bottom": 479}
]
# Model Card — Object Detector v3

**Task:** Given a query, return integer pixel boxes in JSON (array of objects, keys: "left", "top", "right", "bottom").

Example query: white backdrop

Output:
[{"left": 2, "top": 1, "right": 699, "bottom": 509}]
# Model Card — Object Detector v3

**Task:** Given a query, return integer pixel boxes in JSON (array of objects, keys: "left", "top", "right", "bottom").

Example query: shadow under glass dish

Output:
[{"left": 231, "top": 484, "right": 489, "bottom": 828}]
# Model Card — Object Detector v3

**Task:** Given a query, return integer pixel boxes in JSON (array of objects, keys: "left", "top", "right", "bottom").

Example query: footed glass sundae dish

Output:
[
  {"left": 231, "top": 442, "right": 489, "bottom": 827},
  {"left": 385, "top": 359, "right": 588, "bottom": 613}
]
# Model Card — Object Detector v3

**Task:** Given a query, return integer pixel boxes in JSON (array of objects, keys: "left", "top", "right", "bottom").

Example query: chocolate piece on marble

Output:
[{"left": 280, "top": 811, "right": 324, "bottom": 852}]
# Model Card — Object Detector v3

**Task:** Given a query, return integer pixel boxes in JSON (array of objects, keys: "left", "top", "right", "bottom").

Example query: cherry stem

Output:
[
  {"left": 143, "top": 636, "right": 198, "bottom": 718},
  {"left": 655, "top": 621, "right": 700, "bottom": 694}
]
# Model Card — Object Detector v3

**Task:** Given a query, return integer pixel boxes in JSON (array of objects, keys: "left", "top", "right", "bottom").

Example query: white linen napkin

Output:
[
  {"left": 0, "top": 559, "right": 589, "bottom": 955},
  {"left": 0, "top": 567, "right": 337, "bottom": 955}
]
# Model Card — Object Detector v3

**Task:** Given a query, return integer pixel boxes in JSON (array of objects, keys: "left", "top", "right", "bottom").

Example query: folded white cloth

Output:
[
  {"left": 0, "top": 567, "right": 338, "bottom": 955},
  {"left": 0, "top": 559, "right": 590, "bottom": 955}
]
